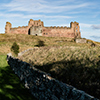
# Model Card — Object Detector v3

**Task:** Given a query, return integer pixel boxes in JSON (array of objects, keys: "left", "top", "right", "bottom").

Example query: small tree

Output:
[
  {"left": 11, "top": 42, "right": 19, "bottom": 56},
  {"left": 35, "top": 40, "right": 45, "bottom": 47}
]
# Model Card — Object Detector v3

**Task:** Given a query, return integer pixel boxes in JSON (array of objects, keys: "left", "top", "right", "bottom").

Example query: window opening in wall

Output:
[
  {"left": 76, "top": 27, "right": 78, "bottom": 29},
  {"left": 28, "top": 28, "right": 30, "bottom": 35},
  {"left": 36, "top": 34, "right": 37, "bottom": 36},
  {"left": 76, "top": 30, "right": 78, "bottom": 32},
  {"left": 44, "top": 33, "right": 45, "bottom": 35},
  {"left": 46, "top": 33, "right": 48, "bottom": 35}
]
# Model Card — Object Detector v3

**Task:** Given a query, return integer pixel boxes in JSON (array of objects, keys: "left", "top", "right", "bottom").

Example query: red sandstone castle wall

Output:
[
  {"left": 42, "top": 27, "right": 75, "bottom": 38},
  {"left": 5, "top": 19, "right": 81, "bottom": 38},
  {"left": 10, "top": 27, "right": 29, "bottom": 34}
]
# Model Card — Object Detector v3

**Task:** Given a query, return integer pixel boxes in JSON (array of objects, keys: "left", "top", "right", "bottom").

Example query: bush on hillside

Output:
[
  {"left": 11, "top": 42, "right": 19, "bottom": 56},
  {"left": 35, "top": 40, "right": 45, "bottom": 47}
]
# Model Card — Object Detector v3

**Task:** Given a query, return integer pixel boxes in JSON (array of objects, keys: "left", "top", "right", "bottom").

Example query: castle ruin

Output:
[{"left": 5, "top": 19, "right": 81, "bottom": 38}]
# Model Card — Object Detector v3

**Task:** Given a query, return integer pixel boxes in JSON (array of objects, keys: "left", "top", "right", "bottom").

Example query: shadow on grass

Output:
[
  {"left": 0, "top": 65, "right": 37, "bottom": 100},
  {"left": 33, "top": 58, "right": 100, "bottom": 99}
]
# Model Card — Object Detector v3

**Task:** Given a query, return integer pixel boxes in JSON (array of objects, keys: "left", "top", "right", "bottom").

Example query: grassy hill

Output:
[
  {"left": 0, "top": 33, "right": 92, "bottom": 55},
  {"left": 0, "top": 33, "right": 100, "bottom": 99}
]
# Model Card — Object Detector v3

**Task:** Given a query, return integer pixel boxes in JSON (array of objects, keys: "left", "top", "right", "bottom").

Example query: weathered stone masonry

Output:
[
  {"left": 5, "top": 19, "right": 81, "bottom": 38},
  {"left": 7, "top": 54, "right": 98, "bottom": 100}
]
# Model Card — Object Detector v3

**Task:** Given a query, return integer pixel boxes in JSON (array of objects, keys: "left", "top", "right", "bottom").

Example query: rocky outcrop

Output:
[
  {"left": 7, "top": 54, "right": 98, "bottom": 100},
  {"left": 75, "top": 38, "right": 87, "bottom": 43}
]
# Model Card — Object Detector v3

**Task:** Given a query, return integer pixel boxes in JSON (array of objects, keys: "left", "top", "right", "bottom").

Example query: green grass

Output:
[{"left": 0, "top": 55, "right": 37, "bottom": 100}]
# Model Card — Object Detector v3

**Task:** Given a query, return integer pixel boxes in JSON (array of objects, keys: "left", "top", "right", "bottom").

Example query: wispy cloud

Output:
[
  {"left": 1, "top": 0, "right": 93, "bottom": 14},
  {"left": 0, "top": 12, "right": 74, "bottom": 19},
  {"left": 90, "top": 35, "right": 100, "bottom": 42},
  {"left": 90, "top": 35, "right": 100, "bottom": 39},
  {"left": 23, "top": 15, "right": 74, "bottom": 19},
  {"left": 80, "top": 23, "right": 92, "bottom": 28},
  {"left": 91, "top": 25, "right": 100, "bottom": 29},
  {"left": 0, "top": 13, "right": 23, "bottom": 18}
]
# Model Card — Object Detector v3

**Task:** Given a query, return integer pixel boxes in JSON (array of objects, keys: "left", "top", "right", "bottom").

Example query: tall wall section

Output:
[
  {"left": 5, "top": 22, "right": 28, "bottom": 34},
  {"left": 5, "top": 19, "right": 81, "bottom": 38}
]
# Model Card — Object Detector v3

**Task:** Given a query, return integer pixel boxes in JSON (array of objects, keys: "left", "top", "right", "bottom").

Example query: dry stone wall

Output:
[{"left": 7, "top": 53, "right": 98, "bottom": 100}]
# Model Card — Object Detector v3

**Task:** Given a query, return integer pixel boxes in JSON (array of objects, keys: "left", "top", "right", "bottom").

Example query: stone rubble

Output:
[{"left": 7, "top": 53, "right": 99, "bottom": 100}]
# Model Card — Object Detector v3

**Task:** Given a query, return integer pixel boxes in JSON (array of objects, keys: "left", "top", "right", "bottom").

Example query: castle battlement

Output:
[{"left": 45, "top": 26, "right": 72, "bottom": 29}]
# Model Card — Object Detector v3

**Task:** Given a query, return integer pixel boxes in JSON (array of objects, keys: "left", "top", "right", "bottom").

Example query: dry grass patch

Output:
[{"left": 0, "top": 33, "right": 90, "bottom": 55}]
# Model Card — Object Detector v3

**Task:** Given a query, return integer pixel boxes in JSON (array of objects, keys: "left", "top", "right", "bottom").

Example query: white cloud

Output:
[
  {"left": 0, "top": 13, "right": 23, "bottom": 18},
  {"left": 80, "top": 23, "right": 92, "bottom": 28},
  {"left": 23, "top": 15, "right": 74, "bottom": 19},
  {"left": 91, "top": 25, "right": 100, "bottom": 29},
  {"left": 0, "top": 12, "right": 74, "bottom": 19}
]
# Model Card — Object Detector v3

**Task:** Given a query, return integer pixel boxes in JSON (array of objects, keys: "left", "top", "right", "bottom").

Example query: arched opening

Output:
[
  {"left": 36, "top": 34, "right": 37, "bottom": 36},
  {"left": 28, "top": 28, "right": 31, "bottom": 35},
  {"left": 28, "top": 25, "right": 34, "bottom": 35}
]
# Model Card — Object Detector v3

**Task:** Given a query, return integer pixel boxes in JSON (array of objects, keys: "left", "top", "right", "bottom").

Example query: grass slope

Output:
[{"left": 0, "top": 33, "right": 90, "bottom": 55}]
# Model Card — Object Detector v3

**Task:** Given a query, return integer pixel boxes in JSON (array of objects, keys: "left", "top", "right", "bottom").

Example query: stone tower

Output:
[
  {"left": 28, "top": 19, "right": 44, "bottom": 36},
  {"left": 70, "top": 22, "right": 81, "bottom": 38},
  {"left": 5, "top": 22, "right": 12, "bottom": 34}
]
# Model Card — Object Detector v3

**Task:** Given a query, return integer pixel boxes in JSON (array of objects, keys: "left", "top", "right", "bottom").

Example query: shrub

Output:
[
  {"left": 11, "top": 42, "right": 19, "bottom": 56},
  {"left": 35, "top": 40, "right": 45, "bottom": 47}
]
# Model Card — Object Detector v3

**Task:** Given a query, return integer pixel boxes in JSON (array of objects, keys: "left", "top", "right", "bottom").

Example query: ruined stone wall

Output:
[
  {"left": 7, "top": 53, "right": 98, "bottom": 100},
  {"left": 42, "top": 21, "right": 81, "bottom": 38},
  {"left": 5, "top": 19, "right": 43, "bottom": 35},
  {"left": 5, "top": 22, "right": 12, "bottom": 33},
  {"left": 5, "top": 19, "right": 81, "bottom": 38},
  {"left": 10, "top": 26, "right": 29, "bottom": 34},
  {"left": 42, "top": 27, "right": 75, "bottom": 38},
  {"left": 5, "top": 21, "right": 29, "bottom": 34}
]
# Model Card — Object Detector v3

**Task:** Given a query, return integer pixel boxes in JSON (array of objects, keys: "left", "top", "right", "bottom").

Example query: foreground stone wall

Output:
[{"left": 7, "top": 54, "right": 98, "bottom": 100}]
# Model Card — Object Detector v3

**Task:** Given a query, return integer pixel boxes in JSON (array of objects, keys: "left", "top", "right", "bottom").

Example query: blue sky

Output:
[{"left": 0, "top": 0, "right": 100, "bottom": 42}]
